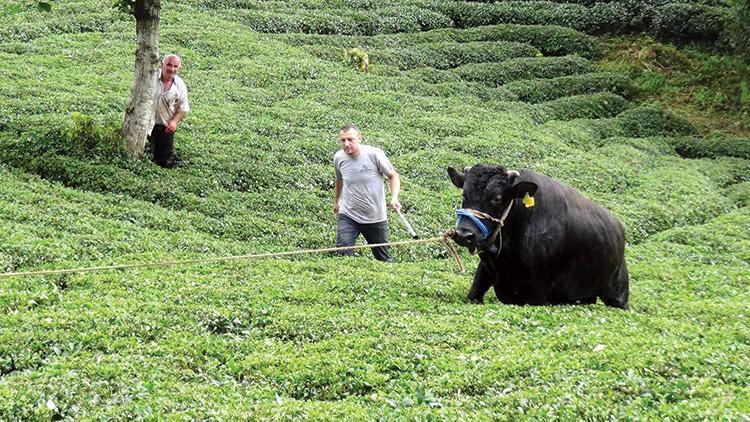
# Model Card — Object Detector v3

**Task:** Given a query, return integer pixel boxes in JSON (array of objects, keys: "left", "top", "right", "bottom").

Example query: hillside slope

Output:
[{"left": 0, "top": 0, "right": 748, "bottom": 418}]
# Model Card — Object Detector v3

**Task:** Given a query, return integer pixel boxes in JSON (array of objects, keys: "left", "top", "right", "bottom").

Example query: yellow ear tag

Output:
[{"left": 523, "top": 192, "right": 535, "bottom": 208}]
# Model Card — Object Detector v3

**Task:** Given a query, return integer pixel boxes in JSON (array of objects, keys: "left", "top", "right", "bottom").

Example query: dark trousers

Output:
[
  {"left": 335, "top": 214, "right": 393, "bottom": 262},
  {"left": 149, "top": 124, "right": 175, "bottom": 168}
]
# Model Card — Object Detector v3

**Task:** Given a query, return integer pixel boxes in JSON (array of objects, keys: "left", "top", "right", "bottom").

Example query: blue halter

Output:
[{"left": 456, "top": 208, "right": 491, "bottom": 239}]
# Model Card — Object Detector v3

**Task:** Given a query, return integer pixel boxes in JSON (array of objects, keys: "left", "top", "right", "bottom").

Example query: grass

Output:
[{"left": 0, "top": 0, "right": 748, "bottom": 419}]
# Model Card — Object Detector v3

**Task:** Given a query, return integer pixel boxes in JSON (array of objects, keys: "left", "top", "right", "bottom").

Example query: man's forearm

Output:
[
  {"left": 389, "top": 172, "right": 400, "bottom": 200},
  {"left": 333, "top": 179, "right": 343, "bottom": 214},
  {"left": 171, "top": 111, "right": 186, "bottom": 126}
]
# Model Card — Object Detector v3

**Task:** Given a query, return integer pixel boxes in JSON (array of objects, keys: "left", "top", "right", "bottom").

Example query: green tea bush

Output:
[
  {"left": 369, "top": 41, "right": 539, "bottom": 70},
  {"left": 558, "top": 105, "right": 697, "bottom": 141},
  {"left": 453, "top": 24, "right": 601, "bottom": 57},
  {"left": 727, "top": 0, "right": 750, "bottom": 60},
  {"left": 668, "top": 135, "right": 750, "bottom": 159},
  {"left": 651, "top": 3, "right": 730, "bottom": 42},
  {"left": 228, "top": 5, "right": 452, "bottom": 35},
  {"left": 436, "top": 1, "right": 632, "bottom": 34},
  {"left": 405, "top": 67, "right": 464, "bottom": 84},
  {"left": 616, "top": 104, "right": 697, "bottom": 137},
  {"left": 528, "top": 92, "right": 630, "bottom": 123},
  {"left": 0, "top": 3, "right": 127, "bottom": 43},
  {"left": 283, "top": 24, "right": 601, "bottom": 58},
  {"left": 305, "top": 41, "right": 539, "bottom": 70},
  {"left": 602, "top": 159, "right": 736, "bottom": 243},
  {"left": 455, "top": 55, "right": 593, "bottom": 87},
  {"left": 727, "top": 181, "right": 750, "bottom": 206},
  {"left": 205, "top": 0, "right": 733, "bottom": 47},
  {"left": 494, "top": 72, "right": 635, "bottom": 103},
  {"left": 0, "top": 113, "right": 123, "bottom": 163}
]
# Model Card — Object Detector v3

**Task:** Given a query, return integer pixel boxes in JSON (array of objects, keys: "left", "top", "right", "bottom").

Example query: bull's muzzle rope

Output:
[
  {"left": 455, "top": 201, "right": 514, "bottom": 249},
  {"left": 0, "top": 234, "right": 464, "bottom": 279}
]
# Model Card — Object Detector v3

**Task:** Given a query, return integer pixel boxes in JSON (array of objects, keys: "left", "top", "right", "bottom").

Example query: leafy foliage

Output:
[
  {"left": 727, "top": 0, "right": 750, "bottom": 61},
  {"left": 0, "top": 0, "right": 748, "bottom": 419}
]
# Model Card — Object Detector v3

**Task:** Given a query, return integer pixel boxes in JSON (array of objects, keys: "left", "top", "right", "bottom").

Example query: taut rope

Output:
[{"left": 0, "top": 233, "right": 464, "bottom": 279}]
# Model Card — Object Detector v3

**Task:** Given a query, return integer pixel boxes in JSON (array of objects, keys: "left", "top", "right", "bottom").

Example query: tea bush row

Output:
[
  {"left": 281, "top": 24, "right": 600, "bottom": 58},
  {"left": 0, "top": 149, "right": 340, "bottom": 248},
  {"left": 0, "top": 113, "right": 123, "bottom": 161},
  {"left": 494, "top": 72, "right": 634, "bottom": 103},
  {"left": 223, "top": 5, "right": 451, "bottom": 36},
  {"left": 367, "top": 41, "right": 540, "bottom": 70},
  {"left": 566, "top": 104, "right": 697, "bottom": 140},
  {"left": 668, "top": 135, "right": 750, "bottom": 160},
  {"left": 527, "top": 92, "right": 631, "bottom": 123},
  {"left": 1, "top": 0, "right": 730, "bottom": 48},
  {"left": 436, "top": 1, "right": 731, "bottom": 43},
  {"left": 202, "top": 0, "right": 731, "bottom": 44},
  {"left": 453, "top": 55, "right": 593, "bottom": 87},
  {"left": 437, "top": 1, "right": 630, "bottom": 33},
  {"left": 306, "top": 41, "right": 539, "bottom": 70},
  {"left": 0, "top": 1, "right": 128, "bottom": 43},
  {"left": 403, "top": 55, "right": 593, "bottom": 86},
  {"left": 603, "top": 159, "right": 738, "bottom": 243},
  {"left": 650, "top": 2, "right": 732, "bottom": 43}
]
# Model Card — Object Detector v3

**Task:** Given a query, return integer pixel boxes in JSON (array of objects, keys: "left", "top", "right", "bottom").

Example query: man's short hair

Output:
[
  {"left": 164, "top": 54, "right": 181, "bottom": 64},
  {"left": 339, "top": 123, "right": 360, "bottom": 134}
]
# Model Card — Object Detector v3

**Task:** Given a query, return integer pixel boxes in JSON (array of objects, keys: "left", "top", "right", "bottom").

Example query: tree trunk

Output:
[{"left": 122, "top": 0, "right": 161, "bottom": 159}]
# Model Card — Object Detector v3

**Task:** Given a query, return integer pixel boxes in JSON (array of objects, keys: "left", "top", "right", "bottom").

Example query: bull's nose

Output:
[{"left": 453, "top": 228, "right": 475, "bottom": 245}]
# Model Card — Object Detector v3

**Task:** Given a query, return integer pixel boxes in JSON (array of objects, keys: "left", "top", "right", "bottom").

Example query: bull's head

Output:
[{"left": 447, "top": 165, "right": 537, "bottom": 254}]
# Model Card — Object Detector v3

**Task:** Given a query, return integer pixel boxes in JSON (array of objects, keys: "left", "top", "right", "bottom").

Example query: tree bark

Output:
[{"left": 122, "top": 0, "right": 161, "bottom": 159}]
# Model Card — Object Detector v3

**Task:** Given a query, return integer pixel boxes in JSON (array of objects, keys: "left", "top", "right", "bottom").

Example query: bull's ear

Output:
[
  {"left": 510, "top": 181, "right": 538, "bottom": 198},
  {"left": 447, "top": 167, "right": 465, "bottom": 189}
]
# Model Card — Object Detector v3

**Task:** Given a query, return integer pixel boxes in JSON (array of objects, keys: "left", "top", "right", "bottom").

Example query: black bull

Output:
[{"left": 448, "top": 165, "right": 629, "bottom": 309}]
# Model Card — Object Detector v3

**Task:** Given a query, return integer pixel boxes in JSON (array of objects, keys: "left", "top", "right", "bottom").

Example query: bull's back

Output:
[{"left": 510, "top": 172, "right": 627, "bottom": 304}]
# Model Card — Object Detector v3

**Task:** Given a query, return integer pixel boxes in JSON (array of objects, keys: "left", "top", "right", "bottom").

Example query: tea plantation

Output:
[{"left": 0, "top": 0, "right": 748, "bottom": 419}]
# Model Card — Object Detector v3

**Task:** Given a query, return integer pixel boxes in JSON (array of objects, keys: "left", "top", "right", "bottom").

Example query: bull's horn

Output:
[{"left": 507, "top": 170, "right": 520, "bottom": 178}]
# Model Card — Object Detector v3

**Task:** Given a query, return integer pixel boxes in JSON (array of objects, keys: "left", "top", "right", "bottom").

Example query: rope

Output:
[
  {"left": 459, "top": 200, "right": 514, "bottom": 248},
  {"left": 0, "top": 235, "right": 465, "bottom": 279}
]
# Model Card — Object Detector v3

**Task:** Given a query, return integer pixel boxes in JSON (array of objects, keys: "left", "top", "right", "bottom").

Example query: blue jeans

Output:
[{"left": 335, "top": 214, "right": 393, "bottom": 262}]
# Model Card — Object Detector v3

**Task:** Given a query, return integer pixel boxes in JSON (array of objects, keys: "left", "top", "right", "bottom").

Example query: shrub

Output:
[
  {"left": 232, "top": 5, "right": 452, "bottom": 35},
  {"left": 608, "top": 160, "right": 736, "bottom": 243},
  {"left": 436, "top": 1, "right": 633, "bottom": 33},
  {"left": 529, "top": 92, "right": 631, "bottom": 123},
  {"left": 0, "top": 5, "right": 126, "bottom": 43},
  {"left": 282, "top": 24, "right": 601, "bottom": 58},
  {"left": 668, "top": 136, "right": 750, "bottom": 159},
  {"left": 0, "top": 113, "right": 123, "bottom": 163},
  {"left": 455, "top": 55, "right": 593, "bottom": 86},
  {"left": 438, "top": 1, "right": 588, "bottom": 30},
  {"left": 616, "top": 104, "right": 697, "bottom": 137},
  {"left": 369, "top": 41, "right": 539, "bottom": 70},
  {"left": 494, "top": 72, "right": 635, "bottom": 103},
  {"left": 378, "top": 5, "right": 454, "bottom": 32},
  {"left": 651, "top": 3, "right": 731, "bottom": 43},
  {"left": 454, "top": 24, "right": 601, "bottom": 57},
  {"left": 727, "top": 0, "right": 750, "bottom": 61},
  {"left": 405, "top": 67, "right": 464, "bottom": 84}
]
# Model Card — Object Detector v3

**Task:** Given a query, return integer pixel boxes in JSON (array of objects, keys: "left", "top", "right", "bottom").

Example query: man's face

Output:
[
  {"left": 339, "top": 129, "right": 362, "bottom": 156},
  {"left": 162, "top": 56, "right": 181, "bottom": 79}
]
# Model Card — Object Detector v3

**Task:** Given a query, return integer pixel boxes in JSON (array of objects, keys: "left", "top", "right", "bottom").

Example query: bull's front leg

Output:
[{"left": 468, "top": 261, "right": 494, "bottom": 304}]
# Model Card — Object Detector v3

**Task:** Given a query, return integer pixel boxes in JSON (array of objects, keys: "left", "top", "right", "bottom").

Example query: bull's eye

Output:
[{"left": 490, "top": 195, "right": 503, "bottom": 206}]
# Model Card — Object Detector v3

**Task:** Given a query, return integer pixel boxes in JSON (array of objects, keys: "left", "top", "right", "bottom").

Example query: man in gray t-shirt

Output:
[{"left": 333, "top": 124, "right": 401, "bottom": 262}]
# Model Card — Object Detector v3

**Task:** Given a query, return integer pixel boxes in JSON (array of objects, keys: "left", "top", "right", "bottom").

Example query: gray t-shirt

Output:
[{"left": 334, "top": 145, "right": 395, "bottom": 224}]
